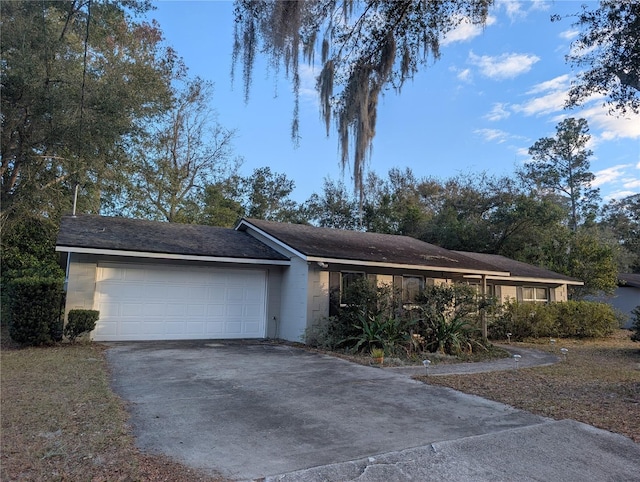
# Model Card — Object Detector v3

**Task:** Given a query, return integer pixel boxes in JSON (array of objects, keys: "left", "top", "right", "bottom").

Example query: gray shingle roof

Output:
[
  {"left": 57, "top": 215, "right": 289, "bottom": 261},
  {"left": 454, "top": 251, "right": 583, "bottom": 284},
  {"left": 239, "top": 218, "right": 507, "bottom": 274}
]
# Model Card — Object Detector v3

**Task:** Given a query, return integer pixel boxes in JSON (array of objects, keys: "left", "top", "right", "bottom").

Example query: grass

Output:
[
  {"left": 419, "top": 329, "right": 640, "bottom": 443},
  {"left": 0, "top": 330, "right": 225, "bottom": 481}
]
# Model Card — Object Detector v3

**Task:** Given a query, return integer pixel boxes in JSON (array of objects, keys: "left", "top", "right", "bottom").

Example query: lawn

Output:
[
  {"left": 2, "top": 329, "right": 638, "bottom": 481},
  {"left": 419, "top": 329, "right": 640, "bottom": 443},
  {"left": 0, "top": 334, "right": 225, "bottom": 481}
]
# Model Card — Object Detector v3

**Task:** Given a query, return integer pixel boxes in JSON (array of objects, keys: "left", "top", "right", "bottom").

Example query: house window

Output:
[
  {"left": 402, "top": 276, "right": 424, "bottom": 303},
  {"left": 340, "top": 272, "right": 366, "bottom": 304},
  {"left": 523, "top": 287, "right": 548, "bottom": 303}
]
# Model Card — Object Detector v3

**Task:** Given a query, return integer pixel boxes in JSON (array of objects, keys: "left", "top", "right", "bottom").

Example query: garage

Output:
[{"left": 93, "top": 263, "right": 267, "bottom": 341}]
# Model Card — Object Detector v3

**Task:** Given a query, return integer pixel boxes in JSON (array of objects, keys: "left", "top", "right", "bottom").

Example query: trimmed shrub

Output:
[
  {"left": 489, "top": 300, "right": 621, "bottom": 341},
  {"left": 64, "top": 309, "right": 99, "bottom": 342},
  {"left": 7, "top": 277, "right": 64, "bottom": 346},
  {"left": 553, "top": 301, "right": 620, "bottom": 338}
]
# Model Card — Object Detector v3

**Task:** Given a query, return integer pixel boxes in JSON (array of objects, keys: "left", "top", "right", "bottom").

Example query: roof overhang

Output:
[
  {"left": 307, "top": 256, "right": 510, "bottom": 276},
  {"left": 463, "top": 274, "right": 584, "bottom": 286},
  {"left": 56, "top": 245, "right": 291, "bottom": 266}
]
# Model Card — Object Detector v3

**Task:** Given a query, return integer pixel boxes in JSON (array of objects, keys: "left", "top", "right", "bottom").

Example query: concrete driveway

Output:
[{"left": 106, "top": 341, "right": 640, "bottom": 481}]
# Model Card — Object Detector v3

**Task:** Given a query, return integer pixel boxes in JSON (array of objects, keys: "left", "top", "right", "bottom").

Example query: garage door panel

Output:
[{"left": 94, "top": 265, "right": 266, "bottom": 341}]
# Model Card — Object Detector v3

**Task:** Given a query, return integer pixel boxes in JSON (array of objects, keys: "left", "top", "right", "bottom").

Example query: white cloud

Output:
[
  {"left": 469, "top": 51, "right": 540, "bottom": 80},
  {"left": 579, "top": 105, "right": 640, "bottom": 140},
  {"left": 299, "top": 63, "right": 319, "bottom": 107},
  {"left": 497, "top": 0, "right": 549, "bottom": 21},
  {"left": 604, "top": 190, "right": 637, "bottom": 201},
  {"left": 637, "top": 161, "right": 640, "bottom": 169},
  {"left": 514, "top": 89, "right": 567, "bottom": 116},
  {"left": 442, "top": 15, "right": 496, "bottom": 46},
  {"left": 474, "top": 128, "right": 509, "bottom": 143},
  {"left": 513, "top": 75, "right": 571, "bottom": 116},
  {"left": 526, "top": 74, "right": 571, "bottom": 95},
  {"left": 623, "top": 178, "right": 640, "bottom": 189},
  {"left": 485, "top": 102, "right": 511, "bottom": 121},
  {"left": 592, "top": 165, "right": 630, "bottom": 187},
  {"left": 559, "top": 28, "right": 579, "bottom": 41},
  {"left": 456, "top": 68, "right": 472, "bottom": 82}
]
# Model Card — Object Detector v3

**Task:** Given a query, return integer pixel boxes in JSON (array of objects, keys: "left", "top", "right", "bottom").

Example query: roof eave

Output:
[
  {"left": 55, "top": 246, "right": 291, "bottom": 266},
  {"left": 480, "top": 274, "right": 584, "bottom": 286},
  {"left": 306, "top": 256, "right": 510, "bottom": 277}
]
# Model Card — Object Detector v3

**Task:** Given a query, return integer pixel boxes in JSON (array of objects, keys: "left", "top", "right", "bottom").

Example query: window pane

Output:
[
  {"left": 523, "top": 287, "right": 534, "bottom": 300},
  {"left": 536, "top": 288, "right": 547, "bottom": 301},
  {"left": 341, "top": 272, "right": 365, "bottom": 303},
  {"left": 403, "top": 276, "right": 423, "bottom": 303}
]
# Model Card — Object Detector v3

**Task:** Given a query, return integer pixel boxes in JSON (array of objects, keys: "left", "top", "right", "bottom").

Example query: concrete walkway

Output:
[{"left": 384, "top": 344, "right": 559, "bottom": 377}]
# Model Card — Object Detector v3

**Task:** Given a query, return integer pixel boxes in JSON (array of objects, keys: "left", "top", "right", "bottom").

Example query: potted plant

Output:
[{"left": 370, "top": 347, "right": 385, "bottom": 365}]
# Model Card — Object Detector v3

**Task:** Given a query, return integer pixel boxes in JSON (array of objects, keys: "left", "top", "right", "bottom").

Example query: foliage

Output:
[
  {"left": 630, "top": 306, "right": 640, "bottom": 342},
  {"left": 0, "top": 216, "right": 64, "bottom": 280},
  {"left": 489, "top": 300, "right": 621, "bottom": 341},
  {"left": 565, "top": 228, "right": 618, "bottom": 297},
  {"left": 561, "top": 1, "right": 640, "bottom": 114},
  {"left": 64, "top": 310, "right": 100, "bottom": 342},
  {"left": 600, "top": 194, "right": 640, "bottom": 273},
  {"left": 122, "top": 78, "right": 241, "bottom": 222},
  {"left": 1, "top": 0, "right": 175, "bottom": 227},
  {"left": 414, "top": 284, "right": 482, "bottom": 355},
  {"left": 7, "top": 277, "right": 64, "bottom": 346},
  {"left": 304, "top": 178, "right": 360, "bottom": 230},
  {"left": 232, "top": 0, "right": 491, "bottom": 196},
  {"left": 310, "top": 280, "right": 486, "bottom": 357},
  {"left": 521, "top": 118, "right": 600, "bottom": 232},
  {"left": 239, "top": 167, "right": 303, "bottom": 222}
]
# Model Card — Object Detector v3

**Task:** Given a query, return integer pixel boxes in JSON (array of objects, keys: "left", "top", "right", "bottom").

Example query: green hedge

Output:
[
  {"left": 7, "top": 277, "right": 64, "bottom": 345},
  {"left": 488, "top": 300, "right": 621, "bottom": 341},
  {"left": 64, "top": 309, "right": 99, "bottom": 342}
]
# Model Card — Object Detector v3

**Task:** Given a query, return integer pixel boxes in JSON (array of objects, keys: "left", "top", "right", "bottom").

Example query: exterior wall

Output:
[
  {"left": 277, "top": 256, "right": 310, "bottom": 342},
  {"left": 376, "top": 274, "right": 393, "bottom": 288},
  {"left": 64, "top": 253, "right": 98, "bottom": 319},
  {"left": 497, "top": 285, "right": 517, "bottom": 303},
  {"left": 552, "top": 285, "right": 568, "bottom": 302},
  {"left": 592, "top": 286, "right": 640, "bottom": 329},
  {"left": 265, "top": 268, "right": 283, "bottom": 338},
  {"left": 307, "top": 268, "right": 329, "bottom": 330}
]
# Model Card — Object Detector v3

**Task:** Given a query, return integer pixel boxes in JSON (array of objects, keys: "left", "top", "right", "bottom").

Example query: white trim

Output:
[
  {"left": 305, "top": 256, "right": 510, "bottom": 277},
  {"left": 465, "top": 274, "right": 584, "bottom": 286},
  {"left": 237, "top": 220, "right": 309, "bottom": 260},
  {"left": 55, "top": 246, "right": 291, "bottom": 266}
]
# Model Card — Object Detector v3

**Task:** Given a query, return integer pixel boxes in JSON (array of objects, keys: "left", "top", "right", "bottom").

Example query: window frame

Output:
[{"left": 522, "top": 286, "right": 549, "bottom": 303}]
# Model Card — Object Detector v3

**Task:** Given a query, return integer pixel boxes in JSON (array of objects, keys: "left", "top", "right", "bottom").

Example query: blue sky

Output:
[{"left": 146, "top": 0, "right": 639, "bottom": 204}]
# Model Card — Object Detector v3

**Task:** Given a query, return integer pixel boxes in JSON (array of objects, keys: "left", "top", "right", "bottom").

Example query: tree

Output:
[
  {"left": 561, "top": 1, "right": 640, "bottom": 114},
  {"left": 232, "top": 0, "right": 492, "bottom": 196},
  {"left": 600, "top": 194, "right": 640, "bottom": 273},
  {"left": 1, "top": 0, "right": 175, "bottom": 280},
  {"left": 123, "top": 78, "right": 241, "bottom": 223},
  {"left": 239, "top": 167, "right": 302, "bottom": 222},
  {"left": 305, "top": 178, "right": 360, "bottom": 229},
  {"left": 521, "top": 118, "right": 600, "bottom": 232},
  {"left": 197, "top": 179, "right": 245, "bottom": 227},
  {"left": 1, "top": 1, "right": 175, "bottom": 225}
]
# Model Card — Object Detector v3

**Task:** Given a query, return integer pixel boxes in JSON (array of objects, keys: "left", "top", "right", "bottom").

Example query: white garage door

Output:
[{"left": 93, "top": 263, "right": 267, "bottom": 341}]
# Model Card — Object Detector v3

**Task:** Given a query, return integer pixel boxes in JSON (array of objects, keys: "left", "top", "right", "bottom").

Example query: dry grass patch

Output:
[
  {"left": 420, "top": 330, "right": 640, "bottom": 442},
  {"left": 1, "top": 337, "right": 226, "bottom": 481}
]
